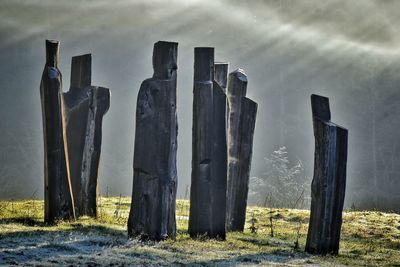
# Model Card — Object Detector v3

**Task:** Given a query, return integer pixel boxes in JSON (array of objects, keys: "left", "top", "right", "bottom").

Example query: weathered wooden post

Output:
[
  {"left": 189, "top": 47, "right": 227, "bottom": 239},
  {"left": 63, "top": 54, "right": 110, "bottom": 218},
  {"left": 214, "top": 62, "right": 229, "bottom": 130},
  {"left": 226, "top": 69, "right": 258, "bottom": 232},
  {"left": 214, "top": 62, "right": 228, "bottom": 93},
  {"left": 40, "top": 40, "right": 75, "bottom": 223},
  {"left": 305, "top": 94, "right": 348, "bottom": 255},
  {"left": 128, "top": 41, "right": 178, "bottom": 240}
]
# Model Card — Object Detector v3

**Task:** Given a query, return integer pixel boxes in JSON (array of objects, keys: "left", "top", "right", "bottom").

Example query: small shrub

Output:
[
  {"left": 249, "top": 213, "right": 258, "bottom": 234},
  {"left": 249, "top": 147, "right": 310, "bottom": 209}
]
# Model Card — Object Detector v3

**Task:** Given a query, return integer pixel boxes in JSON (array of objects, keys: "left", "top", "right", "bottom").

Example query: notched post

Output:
[
  {"left": 63, "top": 53, "right": 110, "bottom": 218},
  {"left": 226, "top": 69, "right": 258, "bottom": 232},
  {"left": 306, "top": 94, "right": 348, "bottom": 255},
  {"left": 128, "top": 41, "right": 178, "bottom": 241},
  {"left": 189, "top": 47, "right": 227, "bottom": 239}
]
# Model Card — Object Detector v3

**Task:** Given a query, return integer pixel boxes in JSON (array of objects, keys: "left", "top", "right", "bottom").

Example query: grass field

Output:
[{"left": 0, "top": 197, "right": 399, "bottom": 266}]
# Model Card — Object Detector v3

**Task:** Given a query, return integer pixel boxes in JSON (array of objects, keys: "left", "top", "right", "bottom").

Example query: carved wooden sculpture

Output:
[
  {"left": 63, "top": 54, "right": 110, "bottom": 218},
  {"left": 40, "top": 40, "right": 75, "bottom": 223},
  {"left": 226, "top": 69, "right": 258, "bottom": 232},
  {"left": 189, "top": 48, "right": 227, "bottom": 239},
  {"left": 128, "top": 41, "right": 178, "bottom": 240},
  {"left": 305, "top": 94, "right": 348, "bottom": 255}
]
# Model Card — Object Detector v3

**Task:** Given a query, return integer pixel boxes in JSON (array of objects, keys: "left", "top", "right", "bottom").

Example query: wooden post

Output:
[
  {"left": 65, "top": 55, "right": 111, "bottom": 218},
  {"left": 189, "top": 47, "right": 227, "bottom": 239},
  {"left": 70, "top": 54, "right": 91, "bottom": 89},
  {"left": 226, "top": 69, "right": 258, "bottom": 231},
  {"left": 63, "top": 54, "right": 110, "bottom": 218},
  {"left": 81, "top": 86, "right": 110, "bottom": 216},
  {"left": 305, "top": 94, "right": 348, "bottom": 255},
  {"left": 128, "top": 41, "right": 178, "bottom": 240},
  {"left": 40, "top": 40, "right": 75, "bottom": 223},
  {"left": 214, "top": 62, "right": 229, "bottom": 130},
  {"left": 64, "top": 54, "right": 91, "bottom": 217},
  {"left": 214, "top": 62, "right": 229, "bottom": 93}
]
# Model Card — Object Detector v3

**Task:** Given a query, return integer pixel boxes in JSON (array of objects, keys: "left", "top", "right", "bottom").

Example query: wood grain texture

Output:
[
  {"left": 214, "top": 62, "right": 229, "bottom": 130},
  {"left": 306, "top": 94, "right": 348, "bottom": 255},
  {"left": 226, "top": 96, "right": 257, "bottom": 231},
  {"left": 63, "top": 54, "right": 110, "bottom": 218},
  {"left": 214, "top": 62, "right": 229, "bottom": 93},
  {"left": 189, "top": 47, "right": 227, "bottom": 239},
  {"left": 40, "top": 40, "right": 75, "bottom": 223},
  {"left": 226, "top": 69, "right": 257, "bottom": 232},
  {"left": 128, "top": 41, "right": 178, "bottom": 240}
]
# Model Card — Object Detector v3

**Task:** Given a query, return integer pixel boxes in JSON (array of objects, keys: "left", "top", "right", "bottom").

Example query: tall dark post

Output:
[
  {"left": 189, "top": 48, "right": 227, "bottom": 239},
  {"left": 226, "top": 69, "right": 258, "bottom": 232},
  {"left": 40, "top": 40, "right": 75, "bottom": 223},
  {"left": 63, "top": 54, "right": 110, "bottom": 218},
  {"left": 128, "top": 41, "right": 178, "bottom": 240},
  {"left": 306, "top": 94, "right": 348, "bottom": 255}
]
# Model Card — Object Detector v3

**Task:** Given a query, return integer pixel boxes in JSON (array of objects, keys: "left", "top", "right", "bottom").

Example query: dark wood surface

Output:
[
  {"left": 306, "top": 94, "right": 348, "bottom": 255},
  {"left": 189, "top": 47, "right": 227, "bottom": 239},
  {"left": 214, "top": 62, "right": 229, "bottom": 93},
  {"left": 63, "top": 54, "right": 110, "bottom": 218},
  {"left": 227, "top": 96, "right": 257, "bottom": 231},
  {"left": 226, "top": 69, "right": 257, "bottom": 232},
  {"left": 128, "top": 41, "right": 178, "bottom": 240},
  {"left": 40, "top": 40, "right": 75, "bottom": 223}
]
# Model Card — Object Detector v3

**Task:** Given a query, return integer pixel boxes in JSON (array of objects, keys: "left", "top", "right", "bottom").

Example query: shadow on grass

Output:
[
  {"left": 188, "top": 252, "right": 311, "bottom": 266},
  {"left": 234, "top": 233, "right": 298, "bottom": 249},
  {"left": 118, "top": 248, "right": 313, "bottom": 266},
  {"left": 0, "top": 219, "right": 126, "bottom": 237},
  {"left": 235, "top": 235, "right": 273, "bottom": 247},
  {"left": 0, "top": 217, "right": 45, "bottom": 227},
  {"left": 0, "top": 219, "right": 312, "bottom": 266},
  {"left": 0, "top": 221, "right": 128, "bottom": 266}
]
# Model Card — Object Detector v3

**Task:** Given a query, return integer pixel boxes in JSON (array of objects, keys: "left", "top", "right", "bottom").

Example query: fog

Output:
[{"left": 1, "top": 0, "right": 400, "bottom": 211}]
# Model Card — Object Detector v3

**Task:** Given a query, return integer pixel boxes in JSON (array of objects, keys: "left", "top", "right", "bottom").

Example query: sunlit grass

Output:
[{"left": 0, "top": 197, "right": 399, "bottom": 266}]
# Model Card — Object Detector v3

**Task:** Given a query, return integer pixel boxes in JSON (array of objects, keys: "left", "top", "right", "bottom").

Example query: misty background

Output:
[{"left": 1, "top": 0, "right": 400, "bottom": 211}]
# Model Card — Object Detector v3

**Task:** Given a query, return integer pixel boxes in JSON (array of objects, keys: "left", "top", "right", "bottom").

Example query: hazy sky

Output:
[{"left": 1, "top": 0, "right": 400, "bottom": 209}]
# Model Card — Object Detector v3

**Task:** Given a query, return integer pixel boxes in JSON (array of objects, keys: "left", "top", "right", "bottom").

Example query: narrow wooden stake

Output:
[
  {"left": 189, "top": 47, "right": 227, "bottom": 239},
  {"left": 128, "top": 41, "right": 178, "bottom": 240},
  {"left": 305, "top": 94, "right": 348, "bottom": 255},
  {"left": 226, "top": 69, "right": 258, "bottom": 232},
  {"left": 63, "top": 54, "right": 110, "bottom": 218},
  {"left": 40, "top": 40, "right": 75, "bottom": 223}
]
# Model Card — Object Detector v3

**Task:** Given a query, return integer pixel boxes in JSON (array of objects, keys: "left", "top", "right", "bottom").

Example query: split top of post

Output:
[
  {"left": 311, "top": 94, "right": 331, "bottom": 122},
  {"left": 70, "top": 54, "right": 92, "bottom": 89},
  {"left": 152, "top": 41, "right": 178, "bottom": 80},
  {"left": 194, "top": 47, "right": 214, "bottom": 82}
]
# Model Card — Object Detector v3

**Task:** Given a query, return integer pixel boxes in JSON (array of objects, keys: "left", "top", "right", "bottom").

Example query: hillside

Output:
[{"left": 0, "top": 197, "right": 399, "bottom": 266}]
